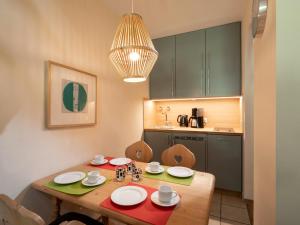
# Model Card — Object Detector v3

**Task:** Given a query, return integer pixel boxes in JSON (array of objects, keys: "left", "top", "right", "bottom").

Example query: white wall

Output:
[
  {"left": 253, "top": 0, "right": 276, "bottom": 224},
  {"left": 276, "top": 1, "right": 300, "bottom": 224},
  {"left": 0, "top": 0, "right": 147, "bottom": 221},
  {"left": 242, "top": 0, "right": 254, "bottom": 200}
]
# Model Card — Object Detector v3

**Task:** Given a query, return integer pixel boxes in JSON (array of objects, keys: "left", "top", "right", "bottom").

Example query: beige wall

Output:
[
  {"left": 253, "top": 0, "right": 276, "bottom": 224},
  {"left": 0, "top": 0, "right": 147, "bottom": 221}
]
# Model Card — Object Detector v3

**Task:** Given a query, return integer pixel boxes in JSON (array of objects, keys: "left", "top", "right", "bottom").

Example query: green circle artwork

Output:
[{"left": 63, "top": 82, "right": 87, "bottom": 112}]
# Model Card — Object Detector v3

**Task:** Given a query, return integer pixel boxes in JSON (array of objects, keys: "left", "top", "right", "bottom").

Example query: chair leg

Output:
[{"left": 50, "top": 198, "right": 62, "bottom": 221}]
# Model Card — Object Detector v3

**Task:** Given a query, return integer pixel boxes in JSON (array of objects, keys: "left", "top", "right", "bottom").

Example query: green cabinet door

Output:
[
  {"left": 207, "top": 134, "right": 242, "bottom": 192},
  {"left": 175, "top": 30, "right": 206, "bottom": 98},
  {"left": 150, "top": 36, "right": 175, "bottom": 99},
  {"left": 144, "top": 131, "right": 172, "bottom": 162},
  {"left": 206, "top": 22, "right": 241, "bottom": 97},
  {"left": 173, "top": 133, "right": 207, "bottom": 172}
]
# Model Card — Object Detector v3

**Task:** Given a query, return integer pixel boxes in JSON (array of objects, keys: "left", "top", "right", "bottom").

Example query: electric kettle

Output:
[{"left": 177, "top": 115, "right": 189, "bottom": 127}]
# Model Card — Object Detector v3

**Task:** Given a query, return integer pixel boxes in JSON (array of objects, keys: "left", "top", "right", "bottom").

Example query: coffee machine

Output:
[{"left": 189, "top": 108, "right": 204, "bottom": 128}]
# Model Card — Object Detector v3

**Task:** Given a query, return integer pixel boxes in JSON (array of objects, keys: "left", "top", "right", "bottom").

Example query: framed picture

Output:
[{"left": 47, "top": 61, "right": 97, "bottom": 128}]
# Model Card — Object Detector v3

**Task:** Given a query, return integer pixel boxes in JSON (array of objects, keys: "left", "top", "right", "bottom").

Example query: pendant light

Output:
[{"left": 109, "top": 0, "right": 158, "bottom": 82}]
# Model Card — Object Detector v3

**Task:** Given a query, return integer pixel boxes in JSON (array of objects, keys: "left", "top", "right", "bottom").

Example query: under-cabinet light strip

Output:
[{"left": 145, "top": 96, "right": 242, "bottom": 102}]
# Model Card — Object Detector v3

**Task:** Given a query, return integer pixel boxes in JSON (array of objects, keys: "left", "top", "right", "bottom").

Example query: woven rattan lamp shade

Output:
[{"left": 109, "top": 13, "right": 158, "bottom": 82}]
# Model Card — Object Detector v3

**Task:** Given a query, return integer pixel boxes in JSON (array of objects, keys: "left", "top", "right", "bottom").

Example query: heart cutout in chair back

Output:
[
  {"left": 174, "top": 155, "right": 182, "bottom": 164},
  {"left": 136, "top": 150, "right": 142, "bottom": 159}
]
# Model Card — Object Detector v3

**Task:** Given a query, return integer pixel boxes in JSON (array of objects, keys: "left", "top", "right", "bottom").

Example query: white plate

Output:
[
  {"left": 111, "top": 186, "right": 147, "bottom": 206},
  {"left": 109, "top": 157, "right": 131, "bottom": 166},
  {"left": 90, "top": 159, "right": 108, "bottom": 165},
  {"left": 167, "top": 166, "right": 194, "bottom": 178},
  {"left": 54, "top": 171, "right": 86, "bottom": 184},
  {"left": 81, "top": 176, "right": 106, "bottom": 187},
  {"left": 145, "top": 166, "right": 165, "bottom": 174},
  {"left": 151, "top": 191, "right": 180, "bottom": 207}
]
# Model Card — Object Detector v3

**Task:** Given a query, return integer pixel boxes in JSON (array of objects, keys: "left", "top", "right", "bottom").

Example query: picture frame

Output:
[{"left": 47, "top": 61, "right": 97, "bottom": 128}]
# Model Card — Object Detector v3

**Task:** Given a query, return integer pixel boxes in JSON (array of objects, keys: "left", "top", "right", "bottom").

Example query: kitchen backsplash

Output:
[{"left": 144, "top": 97, "right": 243, "bottom": 130}]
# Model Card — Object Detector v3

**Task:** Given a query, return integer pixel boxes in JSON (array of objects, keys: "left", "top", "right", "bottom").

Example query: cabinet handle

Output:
[
  {"left": 207, "top": 69, "right": 210, "bottom": 95},
  {"left": 201, "top": 53, "right": 205, "bottom": 95},
  {"left": 171, "top": 58, "right": 175, "bottom": 97},
  {"left": 174, "top": 136, "right": 205, "bottom": 141},
  {"left": 207, "top": 53, "right": 210, "bottom": 95}
]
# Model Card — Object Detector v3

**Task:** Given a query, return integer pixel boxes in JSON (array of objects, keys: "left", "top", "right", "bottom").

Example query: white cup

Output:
[
  {"left": 87, "top": 171, "right": 100, "bottom": 184},
  {"left": 94, "top": 154, "right": 104, "bottom": 163},
  {"left": 158, "top": 185, "right": 177, "bottom": 203},
  {"left": 148, "top": 161, "right": 160, "bottom": 172}
]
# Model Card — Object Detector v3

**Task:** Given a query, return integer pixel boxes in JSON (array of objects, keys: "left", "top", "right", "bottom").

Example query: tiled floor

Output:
[{"left": 209, "top": 190, "right": 251, "bottom": 225}]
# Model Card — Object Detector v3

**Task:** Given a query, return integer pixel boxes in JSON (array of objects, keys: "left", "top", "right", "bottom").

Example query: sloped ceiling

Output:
[{"left": 102, "top": 0, "right": 248, "bottom": 38}]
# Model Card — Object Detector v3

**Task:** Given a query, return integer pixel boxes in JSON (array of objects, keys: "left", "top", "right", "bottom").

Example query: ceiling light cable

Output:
[{"left": 131, "top": 0, "right": 134, "bottom": 13}]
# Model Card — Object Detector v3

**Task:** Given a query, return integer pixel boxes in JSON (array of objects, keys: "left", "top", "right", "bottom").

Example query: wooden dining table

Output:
[{"left": 32, "top": 160, "right": 215, "bottom": 225}]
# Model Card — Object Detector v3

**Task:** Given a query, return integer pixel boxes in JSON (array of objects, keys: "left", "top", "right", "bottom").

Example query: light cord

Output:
[{"left": 131, "top": 0, "right": 134, "bottom": 13}]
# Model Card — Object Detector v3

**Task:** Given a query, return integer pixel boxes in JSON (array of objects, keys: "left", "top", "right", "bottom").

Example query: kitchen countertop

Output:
[{"left": 144, "top": 126, "right": 243, "bottom": 135}]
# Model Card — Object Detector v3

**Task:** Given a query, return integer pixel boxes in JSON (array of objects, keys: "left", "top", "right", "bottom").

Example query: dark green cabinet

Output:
[
  {"left": 149, "top": 22, "right": 241, "bottom": 99},
  {"left": 175, "top": 30, "right": 206, "bottom": 98},
  {"left": 173, "top": 133, "right": 206, "bottom": 172},
  {"left": 144, "top": 131, "right": 172, "bottom": 162},
  {"left": 144, "top": 130, "right": 243, "bottom": 192},
  {"left": 150, "top": 36, "right": 175, "bottom": 99},
  {"left": 207, "top": 134, "right": 242, "bottom": 192},
  {"left": 206, "top": 22, "right": 241, "bottom": 96}
]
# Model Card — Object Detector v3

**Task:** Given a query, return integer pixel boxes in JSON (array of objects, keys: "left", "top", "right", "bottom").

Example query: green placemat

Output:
[
  {"left": 143, "top": 168, "right": 195, "bottom": 186},
  {"left": 45, "top": 181, "right": 101, "bottom": 195}
]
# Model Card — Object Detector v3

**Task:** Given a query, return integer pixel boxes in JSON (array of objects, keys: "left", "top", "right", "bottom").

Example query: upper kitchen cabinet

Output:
[
  {"left": 150, "top": 36, "right": 175, "bottom": 99},
  {"left": 206, "top": 22, "right": 241, "bottom": 97},
  {"left": 175, "top": 30, "right": 206, "bottom": 98},
  {"left": 149, "top": 22, "right": 241, "bottom": 99}
]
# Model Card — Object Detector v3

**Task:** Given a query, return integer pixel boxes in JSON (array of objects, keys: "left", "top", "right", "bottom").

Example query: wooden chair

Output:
[
  {"left": 0, "top": 194, "right": 103, "bottom": 225},
  {"left": 125, "top": 140, "right": 153, "bottom": 163},
  {"left": 161, "top": 144, "right": 196, "bottom": 168}
]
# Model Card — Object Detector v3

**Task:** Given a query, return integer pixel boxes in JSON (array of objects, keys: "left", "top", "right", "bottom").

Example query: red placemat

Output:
[
  {"left": 100, "top": 183, "right": 176, "bottom": 225},
  {"left": 88, "top": 157, "right": 117, "bottom": 170}
]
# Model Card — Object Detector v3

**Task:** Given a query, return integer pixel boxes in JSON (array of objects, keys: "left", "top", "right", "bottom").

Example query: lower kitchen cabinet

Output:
[
  {"left": 144, "top": 131, "right": 243, "bottom": 192},
  {"left": 173, "top": 133, "right": 206, "bottom": 172},
  {"left": 144, "top": 131, "right": 172, "bottom": 162},
  {"left": 207, "top": 134, "right": 242, "bottom": 192}
]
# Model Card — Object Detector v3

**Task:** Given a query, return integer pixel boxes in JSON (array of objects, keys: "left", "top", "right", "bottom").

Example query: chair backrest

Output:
[
  {"left": 0, "top": 194, "right": 45, "bottom": 225},
  {"left": 125, "top": 141, "right": 153, "bottom": 163},
  {"left": 161, "top": 144, "right": 196, "bottom": 168}
]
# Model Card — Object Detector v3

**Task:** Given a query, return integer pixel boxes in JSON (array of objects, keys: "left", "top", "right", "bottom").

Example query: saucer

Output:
[
  {"left": 145, "top": 166, "right": 165, "bottom": 174},
  {"left": 81, "top": 176, "right": 106, "bottom": 187},
  {"left": 150, "top": 191, "right": 180, "bottom": 207},
  {"left": 90, "top": 159, "right": 108, "bottom": 165}
]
